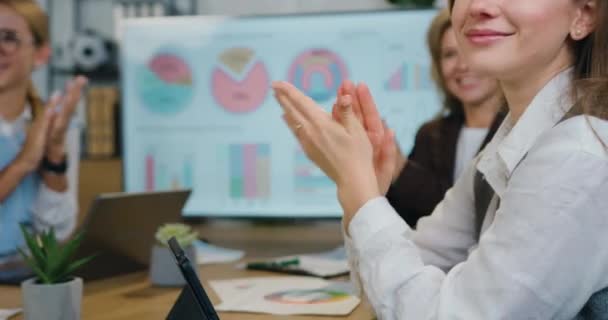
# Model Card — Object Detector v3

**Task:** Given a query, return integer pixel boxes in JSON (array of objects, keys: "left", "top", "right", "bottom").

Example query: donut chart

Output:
[
  {"left": 137, "top": 53, "right": 193, "bottom": 115},
  {"left": 265, "top": 289, "right": 350, "bottom": 305},
  {"left": 211, "top": 47, "right": 270, "bottom": 113},
  {"left": 287, "top": 49, "right": 348, "bottom": 103}
]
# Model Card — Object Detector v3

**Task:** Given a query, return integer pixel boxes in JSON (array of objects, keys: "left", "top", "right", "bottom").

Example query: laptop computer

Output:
[{"left": 76, "top": 189, "right": 191, "bottom": 279}]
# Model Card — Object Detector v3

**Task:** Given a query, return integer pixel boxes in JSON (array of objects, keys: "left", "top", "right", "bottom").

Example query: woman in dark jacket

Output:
[{"left": 386, "top": 9, "right": 505, "bottom": 227}]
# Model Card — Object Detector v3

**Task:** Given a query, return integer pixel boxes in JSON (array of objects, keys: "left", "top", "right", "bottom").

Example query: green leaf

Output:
[
  {"left": 55, "top": 254, "right": 96, "bottom": 283},
  {"left": 39, "top": 228, "right": 60, "bottom": 281},
  {"left": 46, "top": 230, "right": 66, "bottom": 281},
  {"left": 17, "top": 225, "right": 96, "bottom": 284},
  {"left": 48, "top": 231, "right": 86, "bottom": 282},
  {"left": 18, "top": 248, "right": 51, "bottom": 284},
  {"left": 19, "top": 224, "right": 46, "bottom": 271}
]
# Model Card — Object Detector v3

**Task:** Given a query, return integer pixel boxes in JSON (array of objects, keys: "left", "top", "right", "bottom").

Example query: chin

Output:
[{"left": 462, "top": 52, "right": 508, "bottom": 78}]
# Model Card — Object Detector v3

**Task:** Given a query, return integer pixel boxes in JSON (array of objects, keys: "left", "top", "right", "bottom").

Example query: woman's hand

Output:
[
  {"left": 332, "top": 81, "right": 399, "bottom": 194},
  {"left": 15, "top": 94, "right": 62, "bottom": 172},
  {"left": 332, "top": 80, "right": 385, "bottom": 151},
  {"left": 46, "top": 76, "right": 88, "bottom": 163},
  {"left": 272, "top": 81, "right": 381, "bottom": 224}
]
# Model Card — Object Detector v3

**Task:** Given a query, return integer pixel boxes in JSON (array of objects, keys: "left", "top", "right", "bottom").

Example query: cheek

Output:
[
  {"left": 509, "top": 2, "right": 573, "bottom": 43},
  {"left": 449, "top": 1, "right": 468, "bottom": 39},
  {"left": 441, "top": 59, "right": 456, "bottom": 80},
  {"left": 17, "top": 51, "right": 36, "bottom": 72},
  {"left": 480, "top": 78, "right": 498, "bottom": 93},
  {"left": 442, "top": 67, "right": 460, "bottom": 94}
]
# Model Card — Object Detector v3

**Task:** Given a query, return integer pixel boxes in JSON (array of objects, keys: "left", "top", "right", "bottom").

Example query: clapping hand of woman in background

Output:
[
  {"left": 15, "top": 77, "right": 87, "bottom": 177},
  {"left": 44, "top": 76, "right": 88, "bottom": 165}
]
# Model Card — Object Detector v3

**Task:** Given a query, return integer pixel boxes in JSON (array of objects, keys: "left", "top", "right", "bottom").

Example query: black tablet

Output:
[{"left": 167, "top": 237, "right": 220, "bottom": 320}]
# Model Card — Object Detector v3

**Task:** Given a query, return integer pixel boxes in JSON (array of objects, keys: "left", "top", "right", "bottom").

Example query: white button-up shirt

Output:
[{"left": 345, "top": 68, "right": 608, "bottom": 319}]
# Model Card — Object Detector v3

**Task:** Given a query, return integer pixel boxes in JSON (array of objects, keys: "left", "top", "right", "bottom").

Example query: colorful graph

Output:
[
  {"left": 385, "top": 63, "right": 408, "bottom": 91},
  {"left": 384, "top": 63, "right": 433, "bottom": 91},
  {"left": 294, "top": 149, "right": 334, "bottom": 194},
  {"left": 413, "top": 64, "right": 433, "bottom": 90},
  {"left": 137, "top": 53, "right": 194, "bottom": 115},
  {"left": 229, "top": 144, "right": 271, "bottom": 199},
  {"left": 212, "top": 47, "right": 270, "bottom": 113},
  {"left": 265, "top": 289, "right": 350, "bottom": 305},
  {"left": 287, "top": 49, "right": 348, "bottom": 103},
  {"left": 144, "top": 151, "right": 194, "bottom": 191}
]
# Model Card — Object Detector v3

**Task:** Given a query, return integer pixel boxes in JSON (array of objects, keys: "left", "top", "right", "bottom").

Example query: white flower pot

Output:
[
  {"left": 21, "top": 277, "right": 83, "bottom": 320},
  {"left": 149, "top": 244, "right": 197, "bottom": 287}
]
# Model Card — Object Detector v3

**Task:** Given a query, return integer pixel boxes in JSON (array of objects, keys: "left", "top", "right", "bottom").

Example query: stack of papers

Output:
[
  {"left": 210, "top": 277, "right": 360, "bottom": 316},
  {"left": 194, "top": 240, "right": 245, "bottom": 265},
  {"left": 245, "top": 246, "right": 349, "bottom": 278},
  {"left": 0, "top": 309, "right": 21, "bottom": 320}
]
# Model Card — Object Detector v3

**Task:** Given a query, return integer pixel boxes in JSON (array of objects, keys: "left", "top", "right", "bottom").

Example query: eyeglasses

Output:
[{"left": 0, "top": 29, "right": 34, "bottom": 54}]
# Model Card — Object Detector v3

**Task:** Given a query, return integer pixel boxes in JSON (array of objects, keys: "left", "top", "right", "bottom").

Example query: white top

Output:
[
  {"left": 453, "top": 127, "right": 488, "bottom": 181},
  {"left": 0, "top": 107, "right": 80, "bottom": 242},
  {"left": 344, "top": 68, "right": 608, "bottom": 319}
]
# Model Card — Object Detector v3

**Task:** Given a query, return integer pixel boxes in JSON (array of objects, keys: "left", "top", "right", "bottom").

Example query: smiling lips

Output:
[
  {"left": 458, "top": 76, "right": 479, "bottom": 87},
  {"left": 465, "top": 29, "right": 513, "bottom": 45}
]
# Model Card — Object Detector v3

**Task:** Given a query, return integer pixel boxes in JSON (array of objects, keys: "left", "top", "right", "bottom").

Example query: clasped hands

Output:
[
  {"left": 272, "top": 80, "right": 397, "bottom": 225},
  {"left": 17, "top": 76, "right": 88, "bottom": 173}
]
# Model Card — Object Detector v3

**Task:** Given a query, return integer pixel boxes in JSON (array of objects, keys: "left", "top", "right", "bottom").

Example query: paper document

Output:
[
  {"left": 245, "top": 246, "right": 349, "bottom": 278},
  {"left": 0, "top": 309, "right": 21, "bottom": 320},
  {"left": 210, "top": 277, "right": 360, "bottom": 316},
  {"left": 194, "top": 240, "right": 244, "bottom": 265},
  {"left": 315, "top": 246, "right": 347, "bottom": 260}
]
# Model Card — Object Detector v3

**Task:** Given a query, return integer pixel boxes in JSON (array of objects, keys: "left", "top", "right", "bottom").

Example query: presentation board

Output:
[{"left": 121, "top": 9, "right": 441, "bottom": 218}]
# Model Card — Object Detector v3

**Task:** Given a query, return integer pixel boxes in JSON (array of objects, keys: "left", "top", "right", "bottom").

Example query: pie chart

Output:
[
  {"left": 137, "top": 53, "right": 193, "bottom": 115},
  {"left": 265, "top": 289, "right": 350, "bottom": 305},
  {"left": 287, "top": 49, "right": 348, "bottom": 103},
  {"left": 211, "top": 47, "right": 270, "bottom": 113}
]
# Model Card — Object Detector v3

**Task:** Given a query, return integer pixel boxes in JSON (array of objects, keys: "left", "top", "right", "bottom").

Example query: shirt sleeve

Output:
[
  {"left": 31, "top": 125, "right": 80, "bottom": 241},
  {"left": 344, "top": 146, "right": 608, "bottom": 319},
  {"left": 343, "top": 159, "right": 478, "bottom": 301}
]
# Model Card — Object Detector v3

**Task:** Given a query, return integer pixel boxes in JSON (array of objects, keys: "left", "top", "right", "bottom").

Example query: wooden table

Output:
[{"left": 0, "top": 263, "right": 374, "bottom": 320}]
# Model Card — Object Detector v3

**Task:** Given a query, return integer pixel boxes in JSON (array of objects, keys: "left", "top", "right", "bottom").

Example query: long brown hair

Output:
[
  {"left": 427, "top": 8, "right": 464, "bottom": 118},
  {"left": 572, "top": 0, "right": 608, "bottom": 122},
  {"left": 2, "top": 0, "right": 49, "bottom": 118}
]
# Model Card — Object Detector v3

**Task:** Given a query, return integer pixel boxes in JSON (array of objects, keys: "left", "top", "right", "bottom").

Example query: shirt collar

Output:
[
  {"left": 477, "top": 67, "right": 574, "bottom": 196},
  {"left": 0, "top": 106, "right": 33, "bottom": 137}
]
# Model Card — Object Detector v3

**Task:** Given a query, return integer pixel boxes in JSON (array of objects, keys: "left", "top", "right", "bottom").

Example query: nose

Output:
[{"left": 468, "top": 0, "right": 500, "bottom": 19}]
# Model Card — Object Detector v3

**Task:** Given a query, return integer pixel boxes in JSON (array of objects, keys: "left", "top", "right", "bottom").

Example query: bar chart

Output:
[
  {"left": 144, "top": 150, "right": 195, "bottom": 191},
  {"left": 228, "top": 143, "right": 271, "bottom": 200}
]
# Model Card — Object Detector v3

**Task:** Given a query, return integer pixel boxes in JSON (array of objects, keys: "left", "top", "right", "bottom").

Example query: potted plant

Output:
[
  {"left": 18, "top": 225, "right": 95, "bottom": 320},
  {"left": 150, "top": 223, "right": 198, "bottom": 286}
]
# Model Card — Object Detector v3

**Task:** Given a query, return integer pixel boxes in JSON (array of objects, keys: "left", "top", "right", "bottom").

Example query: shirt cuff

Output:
[
  {"left": 347, "top": 196, "right": 410, "bottom": 251},
  {"left": 36, "top": 183, "right": 70, "bottom": 205}
]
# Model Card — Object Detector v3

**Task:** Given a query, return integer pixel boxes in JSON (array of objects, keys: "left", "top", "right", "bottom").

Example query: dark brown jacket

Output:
[{"left": 386, "top": 112, "right": 506, "bottom": 228}]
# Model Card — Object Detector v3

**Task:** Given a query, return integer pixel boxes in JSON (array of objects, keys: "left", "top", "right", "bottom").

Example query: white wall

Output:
[
  {"left": 73, "top": 0, "right": 398, "bottom": 40},
  {"left": 198, "top": 0, "right": 396, "bottom": 15}
]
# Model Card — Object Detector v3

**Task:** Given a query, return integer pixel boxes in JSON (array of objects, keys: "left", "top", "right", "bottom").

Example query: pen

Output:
[{"left": 246, "top": 258, "right": 300, "bottom": 269}]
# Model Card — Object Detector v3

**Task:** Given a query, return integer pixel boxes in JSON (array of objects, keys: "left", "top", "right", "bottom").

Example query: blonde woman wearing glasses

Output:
[{"left": 0, "top": 0, "right": 86, "bottom": 283}]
